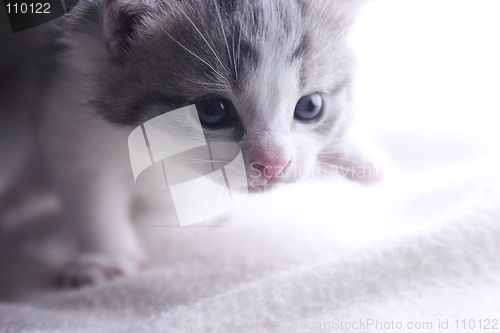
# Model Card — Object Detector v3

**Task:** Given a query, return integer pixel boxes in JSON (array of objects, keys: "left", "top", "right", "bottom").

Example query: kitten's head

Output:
[{"left": 68, "top": 0, "right": 364, "bottom": 191}]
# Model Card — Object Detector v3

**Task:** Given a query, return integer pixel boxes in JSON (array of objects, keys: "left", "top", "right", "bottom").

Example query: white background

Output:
[{"left": 351, "top": 0, "right": 500, "bottom": 169}]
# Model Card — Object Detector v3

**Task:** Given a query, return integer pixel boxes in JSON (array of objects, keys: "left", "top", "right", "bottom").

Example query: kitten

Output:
[{"left": 4, "top": 0, "right": 379, "bottom": 286}]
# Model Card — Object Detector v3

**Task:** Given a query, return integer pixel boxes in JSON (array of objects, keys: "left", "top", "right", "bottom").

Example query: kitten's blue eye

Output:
[
  {"left": 294, "top": 93, "right": 323, "bottom": 121},
  {"left": 195, "top": 98, "right": 230, "bottom": 126}
]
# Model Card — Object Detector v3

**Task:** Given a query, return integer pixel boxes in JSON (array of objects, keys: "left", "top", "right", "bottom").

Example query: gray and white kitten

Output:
[{"left": 3, "top": 0, "right": 381, "bottom": 286}]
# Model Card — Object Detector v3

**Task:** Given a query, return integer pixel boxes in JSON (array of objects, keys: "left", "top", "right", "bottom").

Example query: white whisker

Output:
[
  {"left": 179, "top": 7, "right": 230, "bottom": 78},
  {"left": 164, "top": 29, "right": 228, "bottom": 83},
  {"left": 213, "top": 0, "right": 233, "bottom": 72},
  {"left": 171, "top": 72, "right": 229, "bottom": 90},
  {"left": 236, "top": 19, "right": 242, "bottom": 79}
]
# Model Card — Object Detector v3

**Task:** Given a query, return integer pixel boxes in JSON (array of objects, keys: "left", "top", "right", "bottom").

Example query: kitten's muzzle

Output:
[{"left": 252, "top": 158, "right": 291, "bottom": 181}]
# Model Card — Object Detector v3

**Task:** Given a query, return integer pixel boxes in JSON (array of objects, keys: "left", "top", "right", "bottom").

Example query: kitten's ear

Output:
[{"left": 103, "top": 0, "right": 152, "bottom": 57}]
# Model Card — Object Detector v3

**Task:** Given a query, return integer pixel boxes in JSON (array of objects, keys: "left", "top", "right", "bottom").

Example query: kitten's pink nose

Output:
[{"left": 253, "top": 157, "right": 290, "bottom": 179}]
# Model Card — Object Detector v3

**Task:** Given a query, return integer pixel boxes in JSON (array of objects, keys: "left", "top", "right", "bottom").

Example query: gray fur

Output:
[{"left": 64, "top": 0, "right": 363, "bottom": 127}]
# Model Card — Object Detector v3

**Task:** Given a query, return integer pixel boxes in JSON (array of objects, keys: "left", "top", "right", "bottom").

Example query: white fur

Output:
[{"left": 40, "top": 60, "right": 147, "bottom": 285}]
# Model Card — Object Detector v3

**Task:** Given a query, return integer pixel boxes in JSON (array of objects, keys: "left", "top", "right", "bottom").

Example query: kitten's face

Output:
[{"left": 78, "top": 0, "right": 361, "bottom": 191}]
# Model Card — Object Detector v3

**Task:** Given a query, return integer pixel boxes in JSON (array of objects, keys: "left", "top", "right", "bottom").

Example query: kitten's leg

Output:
[
  {"left": 41, "top": 99, "right": 145, "bottom": 287},
  {"left": 319, "top": 127, "right": 390, "bottom": 184},
  {"left": 59, "top": 170, "right": 146, "bottom": 287},
  {"left": 0, "top": 177, "right": 59, "bottom": 233}
]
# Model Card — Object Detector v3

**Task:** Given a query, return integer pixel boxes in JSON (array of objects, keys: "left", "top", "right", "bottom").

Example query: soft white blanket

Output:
[
  {"left": 1, "top": 1, "right": 500, "bottom": 332},
  {"left": 1, "top": 144, "right": 499, "bottom": 332}
]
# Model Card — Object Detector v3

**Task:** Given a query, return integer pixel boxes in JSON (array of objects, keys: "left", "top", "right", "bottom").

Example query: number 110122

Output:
[{"left": 6, "top": 3, "right": 50, "bottom": 14}]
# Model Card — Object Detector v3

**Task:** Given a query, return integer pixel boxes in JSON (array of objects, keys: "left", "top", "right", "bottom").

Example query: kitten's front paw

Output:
[{"left": 58, "top": 253, "right": 144, "bottom": 288}]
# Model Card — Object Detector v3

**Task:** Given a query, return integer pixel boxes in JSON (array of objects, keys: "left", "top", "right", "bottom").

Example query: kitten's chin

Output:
[
  {"left": 246, "top": 176, "right": 300, "bottom": 194},
  {"left": 245, "top": 162, "right": 312, "bottom": 194},
  {"left": 247, "top": 177, "right": 275, "bottom": 194},
  {"left": 247, "top": 183, "right": 271, "bottom": 194}
]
